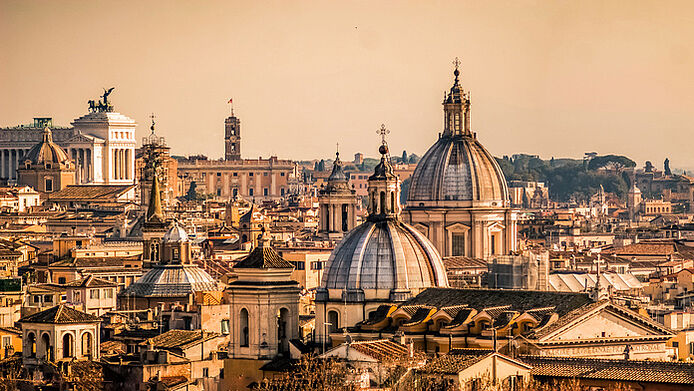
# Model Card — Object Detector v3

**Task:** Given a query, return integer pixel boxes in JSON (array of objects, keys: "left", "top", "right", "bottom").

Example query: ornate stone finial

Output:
[
  {"left": 150, "top": 113, "right": 156, "bottom": 134},
  {"left": 336, "top": 142, "right": 340, "bottom": 160}
]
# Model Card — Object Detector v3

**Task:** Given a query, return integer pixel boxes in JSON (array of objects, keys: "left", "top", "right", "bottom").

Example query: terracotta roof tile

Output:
[
  {"left": 19, "top": 304, "right": 100, "bottom": 324},
  {"left": 142, "top": 329, "right": 220, "bottom": 350},
  {"left": 522, "top": 355, "right": 694, "bottom": 385},
  {"left": 349, "top": 339, "right": 409, "bottom": 361}
]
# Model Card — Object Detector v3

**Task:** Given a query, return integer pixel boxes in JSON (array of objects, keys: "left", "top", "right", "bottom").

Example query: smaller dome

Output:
[
  {"left": 121, "top": 264, "right": 219, "bottom": 297},
  {"left": 24, "top": 128, "right": 71, "bottom": 167},
  {"left": 163, "top": 223, "right": 189, "bottom": 243}
]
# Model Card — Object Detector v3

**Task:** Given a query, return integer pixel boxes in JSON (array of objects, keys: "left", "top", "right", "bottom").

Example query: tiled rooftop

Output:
[
  {"left": 522, "top": 355, "right": 694, "bottom": 385},
  {"left": 19, "top": 304, "right": 100, "bottom": 324}
]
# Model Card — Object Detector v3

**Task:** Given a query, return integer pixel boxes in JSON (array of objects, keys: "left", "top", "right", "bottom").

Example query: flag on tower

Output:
[{"left": 228, "top": 98, "right": 233, "bottom": 104}]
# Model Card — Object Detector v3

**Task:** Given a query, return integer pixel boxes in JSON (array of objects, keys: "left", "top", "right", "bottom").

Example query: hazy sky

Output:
[{"left": 2, "top": 1, "right": 693, "bottom": 169}]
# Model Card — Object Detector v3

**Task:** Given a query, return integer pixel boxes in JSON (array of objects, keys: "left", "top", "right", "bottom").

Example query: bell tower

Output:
[{"left": 225, "top": 103, "right": 241, "bottom": 160}]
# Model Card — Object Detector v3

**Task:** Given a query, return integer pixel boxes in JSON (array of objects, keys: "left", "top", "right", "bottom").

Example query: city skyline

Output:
[{"left": 2, "top": 0, "right": 694, "bottom": 169}]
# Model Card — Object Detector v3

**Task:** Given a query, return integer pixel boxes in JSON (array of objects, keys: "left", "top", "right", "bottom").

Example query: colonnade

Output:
[
  {"left": 68, "top": 148, "right": 92, "bottom": 184},
  {"left": 112, "top": 148, "right": 132, "bottom": 181},
  {"left": 0, "top": 148, "right": 30, "bottom": 180}
]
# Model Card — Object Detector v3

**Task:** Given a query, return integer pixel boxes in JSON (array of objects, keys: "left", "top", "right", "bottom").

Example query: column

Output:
[
  {"left": 114, "top": 149, "right": 118, "bottom": 181},
  {"left": 125, "top": 149, "right": 131, "bottom": 180},
  {"left": 10, "top": 149, "right": 15, "bottom": 180},
  {"left": 121, "top": 149, "right": 126, "bottom": 180},
  {"left": 86, "top": 149, "right": 92, "bottom": 182}
]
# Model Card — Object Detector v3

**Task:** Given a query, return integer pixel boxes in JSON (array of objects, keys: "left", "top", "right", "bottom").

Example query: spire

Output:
[{"left": 146, "top": 171, "right": 164, "bottom": 223}]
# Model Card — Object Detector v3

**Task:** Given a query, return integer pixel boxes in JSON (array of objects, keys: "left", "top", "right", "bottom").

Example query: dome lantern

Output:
[{"left": 367, "top": 125, "right": 401, "bottom": 221}]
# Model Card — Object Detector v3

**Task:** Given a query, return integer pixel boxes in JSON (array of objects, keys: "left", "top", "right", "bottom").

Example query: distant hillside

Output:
[{"left": 496, "top": 154, "right": 636, "bottom": 202}]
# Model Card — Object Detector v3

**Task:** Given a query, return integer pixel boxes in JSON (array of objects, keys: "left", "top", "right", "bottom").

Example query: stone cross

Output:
[{"left": 377, "top": 124, "right": 390, "bottom": 145}]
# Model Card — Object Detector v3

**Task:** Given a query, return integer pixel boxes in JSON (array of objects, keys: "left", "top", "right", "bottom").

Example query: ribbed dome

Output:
[
  {"left": 321, "top": 219, "right": 448, "bottom": 294},
  {"left": 121, "top": 264, "right": 219, "bottom": 297},
  {"left": 407, "top": 134, "right": 509, "bottom": 204},
  {"left": 163, "top": 223, "right": 189, "bottom": 242},
  {"left": 24, "top": 128, "right": 71, "bottom": 167}
]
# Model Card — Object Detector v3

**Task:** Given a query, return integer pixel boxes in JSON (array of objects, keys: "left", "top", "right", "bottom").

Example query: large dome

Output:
[
  {"left": 407, "top": 134, "right": 509, "bottom": 205},
  {"left": 321, "top": 219, "right": 448, "bottom": 298}
]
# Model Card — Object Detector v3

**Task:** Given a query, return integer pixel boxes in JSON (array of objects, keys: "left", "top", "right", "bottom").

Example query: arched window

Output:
[
  {"left": 390, "top": 192, "right": 395, "bottom": 213},
  {"left": 62, "top": 333, "right": 74, "bottom": 358},
  {"left": 81, "top": 332, "right": 92, "bottom": 359},
  {"left": 27, "top": 332, "right": 36, "bottom": 358},
  {"left": 341, "top": 204, "right": 348, "bottom": 232},
  {"left": 371, "top": 192, "right": 376, "bottom": 214},
  {"left": 150, "top": 242, "right": 159, "bottom": 263},
  {"left": 242, "top": 234, "right": 248, "bottom": 243},
  {"left": 278, "top": 308, "right": 289, "bottom": 354},
  {"left": 327, "top": 310, "right": 339, "bottom": 333},
  {"left": 380, "top": 191, "right": 386, "bottom": 214},
  {"left": 41, "top": 333, "right": 51, "bottom": 360},
  {"left": 240, "top": 308, "right": 249, "bottom": 347}
]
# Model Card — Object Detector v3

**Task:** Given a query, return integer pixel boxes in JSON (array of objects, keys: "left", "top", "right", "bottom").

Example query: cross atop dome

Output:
[
  {"left": 377, "top": 124, "right": 390, "bottom": 146},
  {"left": 453, "top": 57, "right": 461, "bottom": 81}
]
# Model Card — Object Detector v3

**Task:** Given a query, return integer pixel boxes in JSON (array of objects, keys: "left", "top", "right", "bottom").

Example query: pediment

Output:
[
  {"left": 65, "top": 133, "right": 104, "bottom": 144},
  {"left": 445, "top": 222, "right": 470, "bottom": 232},
  {"left": 540, "top": 304, "right": 671, "bottom": 342},
  {"left": 487, "top": 221, "right": 505, "bottom": 232}
]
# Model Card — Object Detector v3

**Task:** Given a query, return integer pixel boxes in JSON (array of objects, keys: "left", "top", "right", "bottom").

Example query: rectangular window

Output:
[
  {"left": 44, "top": 295, "right": 53, "bottom": 303},
  {"left": 90, "top": 289, "right": 100, "bottom": 300},
  {"left": 58, "top": 277, "right": 66, "bottom": 284},
  {"left": 33, "top": 295, "right": 41, "bottom": 304},
  {"left": 233, "top": 172, "right": 238, "bottom": 177},
  {"left": 311, "top": 261, "right": 323, "bottom": 270},
  {"left": 294, "top": 261, "right": 305, "bottom": 270},
  {"left": 249, "top": 172, "right": 254, "bottom": 177},
  {"left": 280, "top": 173, "right": 285, "bottom": 177},
  {"left": 203, "top": 368, "right": 209, "bottom": 378},
  {"left": 249, "top": 188, "right": 254, "bottom": 196},
  {"left": 263, "top": 172, "right": 268, "bottom": 176},
  {"left": 263, "top": 188, "right": 269, "bottom": 196},
  {"left": 216, "top": 172, "right": 221, "bottom": 177},
  {"left": 74, "top": 291, "right": 81, "bottom": 303},
  {"left": 45, "top": 178, "right": 53, "bottom": 192},
  {"left": 221, "top": 319, "right": 230, "bottom": 335},
  {"left": 104, "top": 289, "right": 113, "bottom": 299},
  {"left": 452, "top": 233, "right": 465, "bottom": 256},
  {"left": 280, "top": 188, "right": 285, "bottom": 196},
  {"left": 1, "top": 336, "right": 10, "bottom": 348}
]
